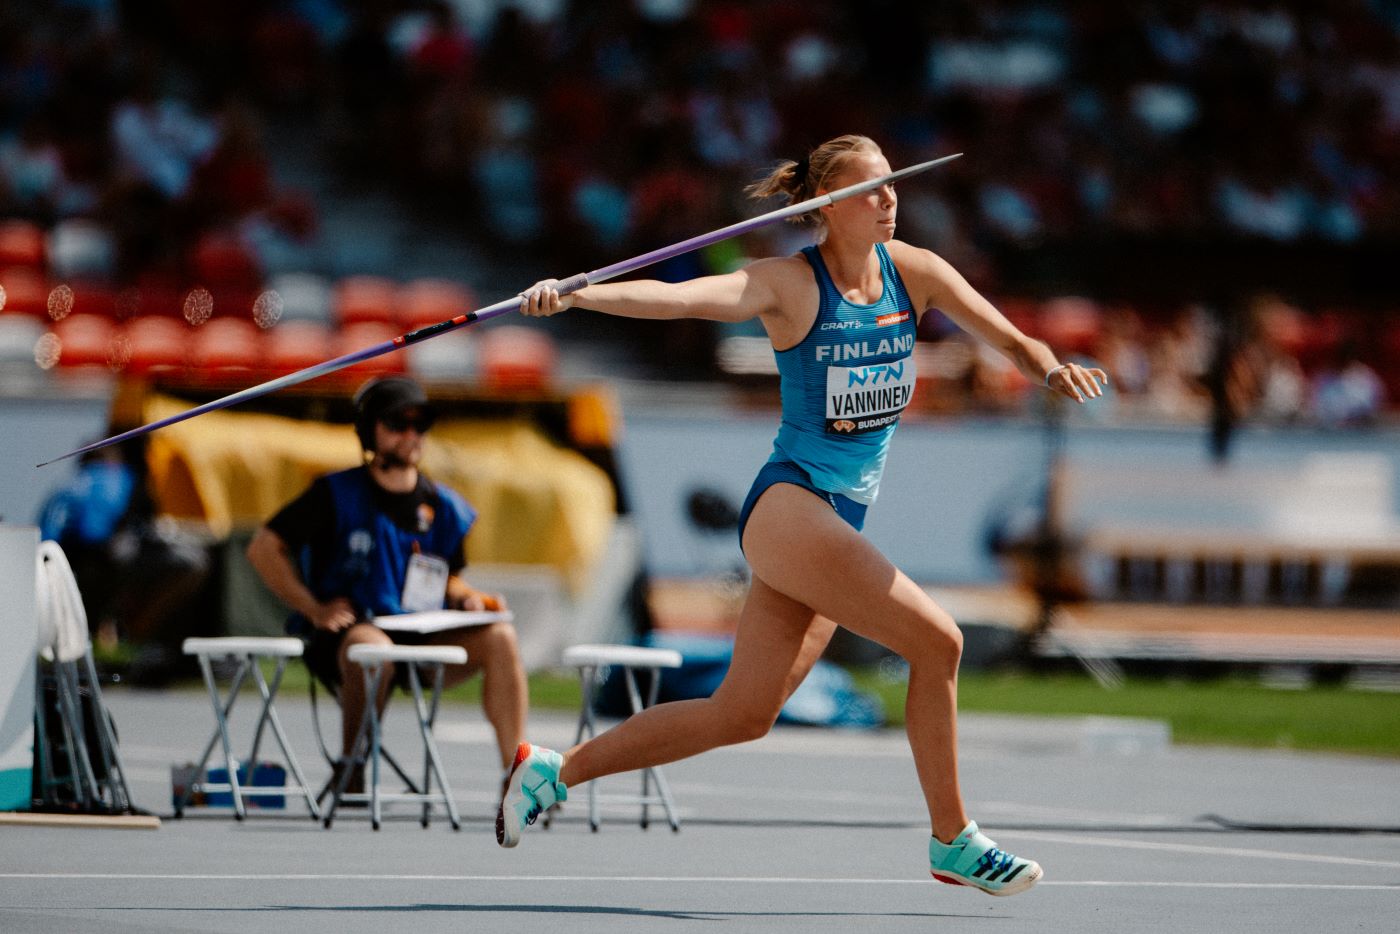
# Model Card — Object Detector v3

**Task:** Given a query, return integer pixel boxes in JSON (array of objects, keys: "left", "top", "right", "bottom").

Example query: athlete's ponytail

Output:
[{"left": 744, "top": 135, "right": 883, "bottom": 234}]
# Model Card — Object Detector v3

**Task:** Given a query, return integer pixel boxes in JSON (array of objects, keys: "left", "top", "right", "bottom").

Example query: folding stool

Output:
[
  {"left": 177, "top": 637, "right": 321, "bottom": 820},
  {"left": 560, "top": 643, "right": 683, "bottom": 832},
  {"left": 322, "top": 643, "right": 466, "bottom": 831}
]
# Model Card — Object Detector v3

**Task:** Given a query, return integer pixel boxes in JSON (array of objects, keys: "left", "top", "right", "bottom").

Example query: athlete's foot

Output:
[
  {"left": 496, "top": 742, "right": 567, "bottom": 848},
  {"left": 929, "top": 821, "right": 1042, "bottom": 896}
]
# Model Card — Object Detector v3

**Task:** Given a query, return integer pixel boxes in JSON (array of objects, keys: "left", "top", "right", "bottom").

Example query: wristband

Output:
[{"left": 1044, "top": 364, "right": 1070, "bottom": 388}]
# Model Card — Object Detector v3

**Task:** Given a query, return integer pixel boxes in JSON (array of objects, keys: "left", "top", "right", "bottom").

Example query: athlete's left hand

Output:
[{"left": 1046, "top": 362, "right": 1109, "bottom": 403}]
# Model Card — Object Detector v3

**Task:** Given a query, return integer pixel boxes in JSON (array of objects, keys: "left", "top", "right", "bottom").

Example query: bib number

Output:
[
  {"left": 825, "top": 359, "right": 916, "bottom": 434},
  {"left": 401, "top": 553, "right": 450, "bottom": 613}
]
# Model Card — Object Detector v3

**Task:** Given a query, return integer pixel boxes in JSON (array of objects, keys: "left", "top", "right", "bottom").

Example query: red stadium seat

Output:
[
  {"left": 123, "top": 316, "right": 191, "bottom": 376},
  {"left": 398, "top": 278, "right": 476, "bottom": 330},
  {"left": 997, "top": 297, "right": 1041, "bottom": 339},
  {"left": 205, "top": 287, "right": 258, "bottom": 322},
  {"left": 66, "top": 281, "right": 118, "bottom": 319},
  {"left": 335, "top": 276, "right": 399, "bottom": 326},
  {"left": 1379, "top": 315, "right": 1400, "bottom": 405},
  {"left": 53, "top": 313, "right": 119, "bottom": 369},
  {"left": 479, "top": 325, "right": 556, "bottom": 391},
  {"left": 1039, "top": 296, "right": 1103, "bottom": 356},
  {"left": 265, "top": 319, "right": 334, "bottom": 376},
  {"left": 0, "top": 267, "right": 50, "bottom": 318},
  {"left": 189, "top": 316, "right": 264, "bottom": 376},
  {"left": 127, "top": 273, "right": 186, "bottom": 318},
  {"left": 0, "top": 220, "right": 46, "bottom": 268}
]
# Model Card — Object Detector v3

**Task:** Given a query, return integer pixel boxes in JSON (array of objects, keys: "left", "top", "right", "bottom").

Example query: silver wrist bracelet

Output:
[{"left": 1044, "top": 364, "right": 1070, "bottom": 388}]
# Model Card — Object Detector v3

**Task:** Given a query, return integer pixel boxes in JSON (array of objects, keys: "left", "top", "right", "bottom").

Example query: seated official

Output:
[{"left": 246, "top": 376, "right": 527, "bottom": 792}]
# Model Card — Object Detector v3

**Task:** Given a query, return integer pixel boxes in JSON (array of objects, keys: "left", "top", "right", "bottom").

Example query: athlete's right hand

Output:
[
  {"left": 518, "top": 279, "right": 574, "bottom": 317},
  {"left": 310, "top": 597, "right": 357, "bottom": 632}
]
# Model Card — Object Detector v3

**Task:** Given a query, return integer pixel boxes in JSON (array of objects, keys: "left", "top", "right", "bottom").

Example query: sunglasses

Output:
[{"left": 380, "top": 410, "right": 434, "bottom": 434}]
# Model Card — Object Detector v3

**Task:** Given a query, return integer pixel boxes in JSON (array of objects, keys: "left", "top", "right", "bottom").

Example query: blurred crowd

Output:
[
  {"left": 0, "top": 0, "right": 1395, "bottom": 423},
  {"left": 906, "top": 292, "right": 1394, "bottom": 431}
]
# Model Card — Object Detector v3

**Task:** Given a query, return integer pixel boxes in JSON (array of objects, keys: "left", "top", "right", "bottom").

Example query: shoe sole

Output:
[
  {"left": 496, "top": 742, "right": 533, "bottom": 848},
  {"left": 932, "top": 862, "right": 1043, "bottom": 897}
]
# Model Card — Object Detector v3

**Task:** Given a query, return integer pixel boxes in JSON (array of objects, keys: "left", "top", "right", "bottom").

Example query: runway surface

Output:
[{"left": 2, "top": 687, "right": 1396, "bottom": 933}]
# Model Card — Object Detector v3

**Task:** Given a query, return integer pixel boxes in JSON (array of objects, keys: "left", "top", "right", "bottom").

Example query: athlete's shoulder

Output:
[
  {"left": 884, "top": 239, "right": 954, "bottom": 311},
  {"left": 740, "top": 253, "right": 817, "bottom": 305},
  {"left": 884, "top": 238, "right": 942, "bottom": 269}
]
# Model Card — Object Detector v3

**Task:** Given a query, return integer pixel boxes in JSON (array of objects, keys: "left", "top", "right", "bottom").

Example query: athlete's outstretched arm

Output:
[
  {"left": 891, "top": 242, "right": 1107, "bottom": 402},
  {"left": 518, "top": 257, "right": 796, "bottom": 324}
]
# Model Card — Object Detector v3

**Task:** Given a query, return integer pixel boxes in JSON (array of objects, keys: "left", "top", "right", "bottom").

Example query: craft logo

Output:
[
  {"left": 876, "top": 310, "right": 910, "bottom": 327},
  {"left": 820, "top": 320, "right": 862, "bottom": 330}
]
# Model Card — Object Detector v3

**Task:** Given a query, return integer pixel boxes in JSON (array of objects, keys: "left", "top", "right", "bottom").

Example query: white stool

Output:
[
  {"left": 323, "top": 643, "right": 466, "bottom": 831},
  {"left": 561, "top": 643, "right": 684, "bottom": 832},
  {"left": 177, "top": 637, "right": 321, "bottom": 821}
]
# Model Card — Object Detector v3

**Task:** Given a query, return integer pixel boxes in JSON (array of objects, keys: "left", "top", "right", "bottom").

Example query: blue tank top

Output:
[
  {"left": 770, "top": 242, "right": 917, "bottom": 505},
  {"left": 304, "top": 467, "right": 475, "bottom": 620}
]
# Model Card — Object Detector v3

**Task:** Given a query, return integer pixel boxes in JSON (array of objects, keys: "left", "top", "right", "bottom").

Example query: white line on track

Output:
[
  {"left": 0, "top": 873, "right": 1395, "bottom": 891},
  {"left": 1004, "top": 829, "right": 1400, "bottom": 870}
]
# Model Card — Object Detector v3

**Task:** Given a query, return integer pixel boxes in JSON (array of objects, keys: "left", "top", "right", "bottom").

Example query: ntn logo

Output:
[{"left": 845, "top": 361, "right": 907, "bottom": 386}]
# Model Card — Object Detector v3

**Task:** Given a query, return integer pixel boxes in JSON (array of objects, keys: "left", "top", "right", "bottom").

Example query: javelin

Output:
[{"left": 39, "top": 153, "right": 962, "bottom": 467}]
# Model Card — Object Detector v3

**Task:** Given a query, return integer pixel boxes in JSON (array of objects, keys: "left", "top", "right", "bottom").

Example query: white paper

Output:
[{"left": 372, "top": 609, "right": 514, "bottom": 634}]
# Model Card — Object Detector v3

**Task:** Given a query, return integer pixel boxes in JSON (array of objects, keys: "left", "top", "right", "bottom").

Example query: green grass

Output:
[
  {"left": 142, "top": 656, "right": 1400, "bottom": 759},
  {"left": 852, "top": 668, "right": 1400, "bottom": 758}
]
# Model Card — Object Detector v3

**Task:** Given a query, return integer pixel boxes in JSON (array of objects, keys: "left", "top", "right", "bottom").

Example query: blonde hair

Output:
[{"left": 745, "top": 135, "right": 883, "bottom": 233}]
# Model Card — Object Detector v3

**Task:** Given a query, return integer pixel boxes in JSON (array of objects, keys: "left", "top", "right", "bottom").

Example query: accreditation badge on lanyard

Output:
[{"left": 401, "top": 552, "right": 450, "bottom": 612}]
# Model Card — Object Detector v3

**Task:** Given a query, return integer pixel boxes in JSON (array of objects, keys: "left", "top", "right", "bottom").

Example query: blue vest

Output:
[
  {"left": 300, "top": 467, "right": 475, "bottom": 623},
  {"left": 770, "top": 242, "right": 918, "bottom": 504}
]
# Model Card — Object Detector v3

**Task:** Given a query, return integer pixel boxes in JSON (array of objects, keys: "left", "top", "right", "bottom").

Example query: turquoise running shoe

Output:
[
  {"left": 929, "top": 821, "right": 1042, "bottom": 896},
  {"left": 496, "top": 743, "right": 568, "bottom": 848}
]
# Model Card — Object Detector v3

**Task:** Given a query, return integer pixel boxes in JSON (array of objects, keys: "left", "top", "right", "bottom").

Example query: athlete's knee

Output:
[
  {"left": 717, "top": 700, "right": 782, "bottom": 744},
  {"left": 899, "top": 609, "right": 963, "bottom": 669}
]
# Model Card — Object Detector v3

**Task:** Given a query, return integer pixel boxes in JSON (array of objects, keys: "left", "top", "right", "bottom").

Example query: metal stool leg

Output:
[
  {"left": 323, "top": 662, "right": 381, "bottom": 829},
  {"left": 246, "top": 656, "right": 321, "bottom": 820},
  {"left": 365, "top": 662, "right": 384, "bottom": 831},
  {"left": 623, "top": 665, "right": 680, "bottom": 832},
  {"left": 580, "top": 664, "right": 602, "bottom": 832},
  {"left": 408, "top": 662, "right": 460, "bottom": 831},
  {"left": 192, "top": 653, "right": 250, "bottom": 820}
]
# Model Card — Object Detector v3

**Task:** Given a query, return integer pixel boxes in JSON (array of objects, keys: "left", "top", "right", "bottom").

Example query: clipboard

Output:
[{"left": 371, "top": 610, "right": 514, "bottom": 634}]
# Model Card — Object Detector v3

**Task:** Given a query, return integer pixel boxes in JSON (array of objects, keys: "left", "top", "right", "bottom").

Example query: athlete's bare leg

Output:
[
  {"left": 557, "top": 571, "right": 836, "bottom": 786},
  {"left": 556, "top": 481, "right": 967, "bottom": 842},
  {"left": 740, "top": 483, "right": 969, "bottom": 842}
]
